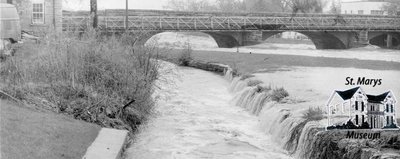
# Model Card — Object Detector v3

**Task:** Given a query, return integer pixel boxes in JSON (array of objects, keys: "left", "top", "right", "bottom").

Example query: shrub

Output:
[
  {"left": 302, "top": 107, "right": 325, "bottom": 121},
  {"left": 271, "top": 87, "right": 289, "bottom": 102},
  {"left": 240, "top": 74, "right": 255, "bottom": 80},
  {"left": 0, "top": 30, "right": 162, "bottom": 133},
  {"left": 178, "top": 42, "right": 192, "bottom": 66},
  {"left": 247, "top": 79, "right": 263, "bottom": 87},
  {"left": 327, "top": 120, "right": 369, "bottom": 130},
  {"left": 383, "top": 123, "right": 399, "bottom": 129},
  {"left": 255, "top": 85, "right": 271, "bottom": 93}
]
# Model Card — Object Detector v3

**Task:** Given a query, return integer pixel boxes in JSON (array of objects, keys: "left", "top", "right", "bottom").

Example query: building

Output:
[
  {"left": 1, "top": 0, "right": 62, "bottom": 33},
  {"left": 341, "top": 0, "right": 389, "bottom": 15},
  {"left": 326, "top": 87, "right": 398, "bottom": 129}
]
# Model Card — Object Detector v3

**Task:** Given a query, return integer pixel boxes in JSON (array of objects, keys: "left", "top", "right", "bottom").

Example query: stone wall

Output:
[{"left": 186, "top": 60, "right": 240, "bottom": 77}]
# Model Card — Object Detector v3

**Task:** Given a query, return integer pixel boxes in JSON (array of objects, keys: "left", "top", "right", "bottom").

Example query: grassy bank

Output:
[
  {"left": 0, "top": 31, "right": 162, "bottom": 133},
  {"left": 1, "top": 99, "right": 101, "bottom": 159},
  {"left": 162, "top": 49, "right": 400, "bottom": 73}
]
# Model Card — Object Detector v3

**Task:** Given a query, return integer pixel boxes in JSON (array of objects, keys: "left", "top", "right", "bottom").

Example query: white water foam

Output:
[{"left": 127, "top": 66, "right": 293, "bottom": 159}]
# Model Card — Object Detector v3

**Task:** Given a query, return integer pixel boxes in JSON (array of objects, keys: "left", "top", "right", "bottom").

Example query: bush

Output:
[
  {"left": 255, "top": 85, "right": 271, "bottom": 93},
  {"left": 247, "top": 79, "right": 263, "bottom": 87},
  {"left": 327, "top": 120, "right": 370, "bottom": 130},
  {"left": 271, "top": 87, "right": 289, "bottom": 102},
  {"left": 302, "top": 107, "right": 325, "bottom": 121},
  {"left": 383, "top": 123, "right": 399, "bottom": 129},
  {"left": 240, "top": 74, "right": 255, "bottom": 80},
  {"left": 0, "top": 30, "right": 162, "bottom": 132},
  {"left": 178, "top": 42, "right": 192, "bottom": 66}
]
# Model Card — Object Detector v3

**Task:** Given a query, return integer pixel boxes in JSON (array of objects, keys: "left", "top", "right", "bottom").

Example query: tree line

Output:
[{"left": 163, "top": 0, "right": 330, "bottom": 13}]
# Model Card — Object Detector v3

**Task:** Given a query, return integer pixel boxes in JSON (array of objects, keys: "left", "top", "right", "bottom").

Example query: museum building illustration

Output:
[{"left": 326, "top": 87, "right": 398, "bottom": 129}]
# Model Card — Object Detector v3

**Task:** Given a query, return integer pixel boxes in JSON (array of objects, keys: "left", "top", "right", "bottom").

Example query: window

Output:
[
  {"left": 355, "top": 115, "right": 359, "bottom": 125},
  {"left": 386, "top": 104, "right": 389, "bottom": 112},
  {"left": 358, "top": 10, "right": 364, "bottom": 14},
  {"left": 361, "top": 102, "right": 364, "bottom": 111},
  {"left": 371, "top": 10, "right": 384, "bottom": 15},
  {"left": 32, "top": 0, "right": 45, "bottom": 24},
  {"left": 355, "top": 102, "right": 358, "bottom": 110},
  {"left": 391, "top": 105, "right": 394, "bottom": 113},
  {"left": 391, "top": 116, "right": 394, "bottom": 125},
  {"left": 387, "top": 116, "right": 390, "bottom": 125},
  {"left": 362, "top": 115, "right": 364, "bottom": 123}
]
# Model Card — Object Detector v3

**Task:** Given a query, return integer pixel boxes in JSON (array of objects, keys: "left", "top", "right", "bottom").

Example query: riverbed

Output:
[
  {"left": 127, "top": 66, "right": 292, "bottom": 159},
  {"left": 127, "top": 32, "right": 400, "bottom": 158}
]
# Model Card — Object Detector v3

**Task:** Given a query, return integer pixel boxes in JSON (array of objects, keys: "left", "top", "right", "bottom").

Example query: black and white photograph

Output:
[{"left": 1, "top": 0, "right": 399, "bottom": 158}]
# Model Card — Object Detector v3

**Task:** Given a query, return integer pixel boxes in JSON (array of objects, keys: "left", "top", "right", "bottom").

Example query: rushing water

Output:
[
  {"left": 129, "top": 32, "right": 400, "bottom": 159},
  {"left": 127, "top": 66, "right": 292, "bottom": 159}
]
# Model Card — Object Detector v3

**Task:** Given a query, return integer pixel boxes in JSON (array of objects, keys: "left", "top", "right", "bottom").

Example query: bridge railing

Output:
[{"left": 62, "top": 10, "right": 400, "bottom": 32}]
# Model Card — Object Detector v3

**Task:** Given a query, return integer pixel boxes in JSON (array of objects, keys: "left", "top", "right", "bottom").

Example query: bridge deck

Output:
[{"left": 62, "top": 9, "right": 400, "bottom": 32}]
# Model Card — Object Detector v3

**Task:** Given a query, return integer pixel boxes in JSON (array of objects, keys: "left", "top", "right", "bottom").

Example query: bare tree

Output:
[
  {"left": 287, "top": 0, "right": 328, "bottom": 14},
  {"left": 240, "top": 0, "right": 292, "bottom": 13},
  {"left": 163, "top": 0, "right": 217, "bottom": 12},
  {"left": 329, "top": 0, "right": 341, "bottom": 14},
  {"left": 381, "top": 0, "right": 400, "bottom": 16},
  {"left": 216, "top": 0, "right": 245, "bottom": 12}
]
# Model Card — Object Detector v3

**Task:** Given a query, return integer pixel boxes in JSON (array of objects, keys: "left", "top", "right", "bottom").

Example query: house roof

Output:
[
  {"left": 335, "top": 87, "right": 360, "bottom": 100},
  {"left": 366, "top": 91, "right": 390, "bottom": 103}
]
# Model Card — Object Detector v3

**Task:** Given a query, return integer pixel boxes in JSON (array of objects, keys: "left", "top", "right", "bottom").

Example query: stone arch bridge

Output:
[{"left": 63, "top": 10, "right": 400, "bottom": 49}]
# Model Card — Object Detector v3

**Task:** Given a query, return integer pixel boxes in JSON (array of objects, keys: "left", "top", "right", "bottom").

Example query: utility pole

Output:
[
  {"left": 90, "top": 0, "right": 98, "bottom": 28},
  {"left": 125, "top": 0, "right": 128, "bottom": 31}
]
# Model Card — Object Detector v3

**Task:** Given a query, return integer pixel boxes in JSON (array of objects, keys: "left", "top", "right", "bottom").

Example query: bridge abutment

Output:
[
  {"left": 129, "top": 30, "right": 400, "bottom": 50},
  {"left": 359, "top": 30, "right": 369, "bottom": 45},
  {"left": 368, "top": 32, "right": 400, "bottom": 49},
  {"left": 203, "top": 32, "right": 239, "bottom": 48},
  {"left": 204, "top": 31, "right": 266, "bottom": 48}
]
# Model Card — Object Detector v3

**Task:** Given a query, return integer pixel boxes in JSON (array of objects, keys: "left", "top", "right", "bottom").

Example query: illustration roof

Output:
[
  {"left": 366, "top": 91, "right": 390, "bottom": 103},
  {"left": 335, "top": 87, "right": 360, "bottom": 100}
]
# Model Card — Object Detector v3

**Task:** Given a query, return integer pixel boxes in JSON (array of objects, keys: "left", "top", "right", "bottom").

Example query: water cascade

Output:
[
  {"left": 223, "top": 67, "right": 323, "bottom": 159},
  {"left": 223, "top": 66, "right": 400, "bottom": 159}
]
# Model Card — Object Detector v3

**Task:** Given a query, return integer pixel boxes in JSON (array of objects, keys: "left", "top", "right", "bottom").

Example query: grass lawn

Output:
[
  {"left": 163, "top": 49, "right": 400, "bottom": 73},
  {"left": 1, "top": 99, "right": 101, "bottom": 159}
]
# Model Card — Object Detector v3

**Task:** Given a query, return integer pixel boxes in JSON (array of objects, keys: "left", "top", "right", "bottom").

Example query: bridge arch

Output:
[
  {"left": 134, "top": 31, "right": 351, "bottom": 50},
  {"left": 202, "top": 32, "right": 240, "bottom": 48},
  {"left": 262, "top": 31, "right": 348, "bottom": 49},
  {"left": 368, "top": 32, "right": 400, "bottom": 48},
  {"left": 133, "top": 31, "right": 238, "bottom": 48}
]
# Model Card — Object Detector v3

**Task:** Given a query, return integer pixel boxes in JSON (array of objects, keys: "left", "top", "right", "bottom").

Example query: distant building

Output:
[
  {"left": 1, "top": 0, "right": 62, "bottom": 33},
  {"left": 326, "top": 87, "right": 398, "bottom": 129},
  {"left": 341, "top": 0, "right": 389, "bottom": 15}
]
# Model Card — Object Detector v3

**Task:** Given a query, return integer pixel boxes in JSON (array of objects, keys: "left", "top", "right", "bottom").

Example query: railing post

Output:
[
  {"left": 194, "top": 18, "right": 197, "bottom": 30},
  {"left": 177, "top": 17, "right": 179, "bottom": 30},
  {"left": 211, "top": 17, "right": 213, "bottom": 30},
  {"left": 159, "top": 16, "right": 162, "bottom": 29}
]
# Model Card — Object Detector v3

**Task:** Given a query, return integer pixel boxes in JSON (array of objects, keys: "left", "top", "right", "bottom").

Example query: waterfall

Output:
[
  {"left": 295, "top": 121, "right": 321, "bottom": 159},
  {"left": 223, "top": 67, "right": 324, "bottom": 159}
]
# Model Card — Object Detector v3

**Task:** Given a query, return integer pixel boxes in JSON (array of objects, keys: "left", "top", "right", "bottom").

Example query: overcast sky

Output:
[{"left": 63, "top": 0, "right": 356, "bottom": 11}]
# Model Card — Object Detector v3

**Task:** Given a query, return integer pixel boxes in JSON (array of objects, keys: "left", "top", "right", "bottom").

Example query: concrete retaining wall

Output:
[{"left": 82, "top": 128, "right": 129, "bottom": 159}]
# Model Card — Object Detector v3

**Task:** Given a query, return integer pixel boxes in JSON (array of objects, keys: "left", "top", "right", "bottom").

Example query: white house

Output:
[
  {"left": 366, "top": 91, "right": 397, "bottom": 128},
  {"left": 326, "top": 86, "right": 397, "bottom": 129},
  {"left": 341, "top": 0, "right": 389, "bottom": 15}
]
